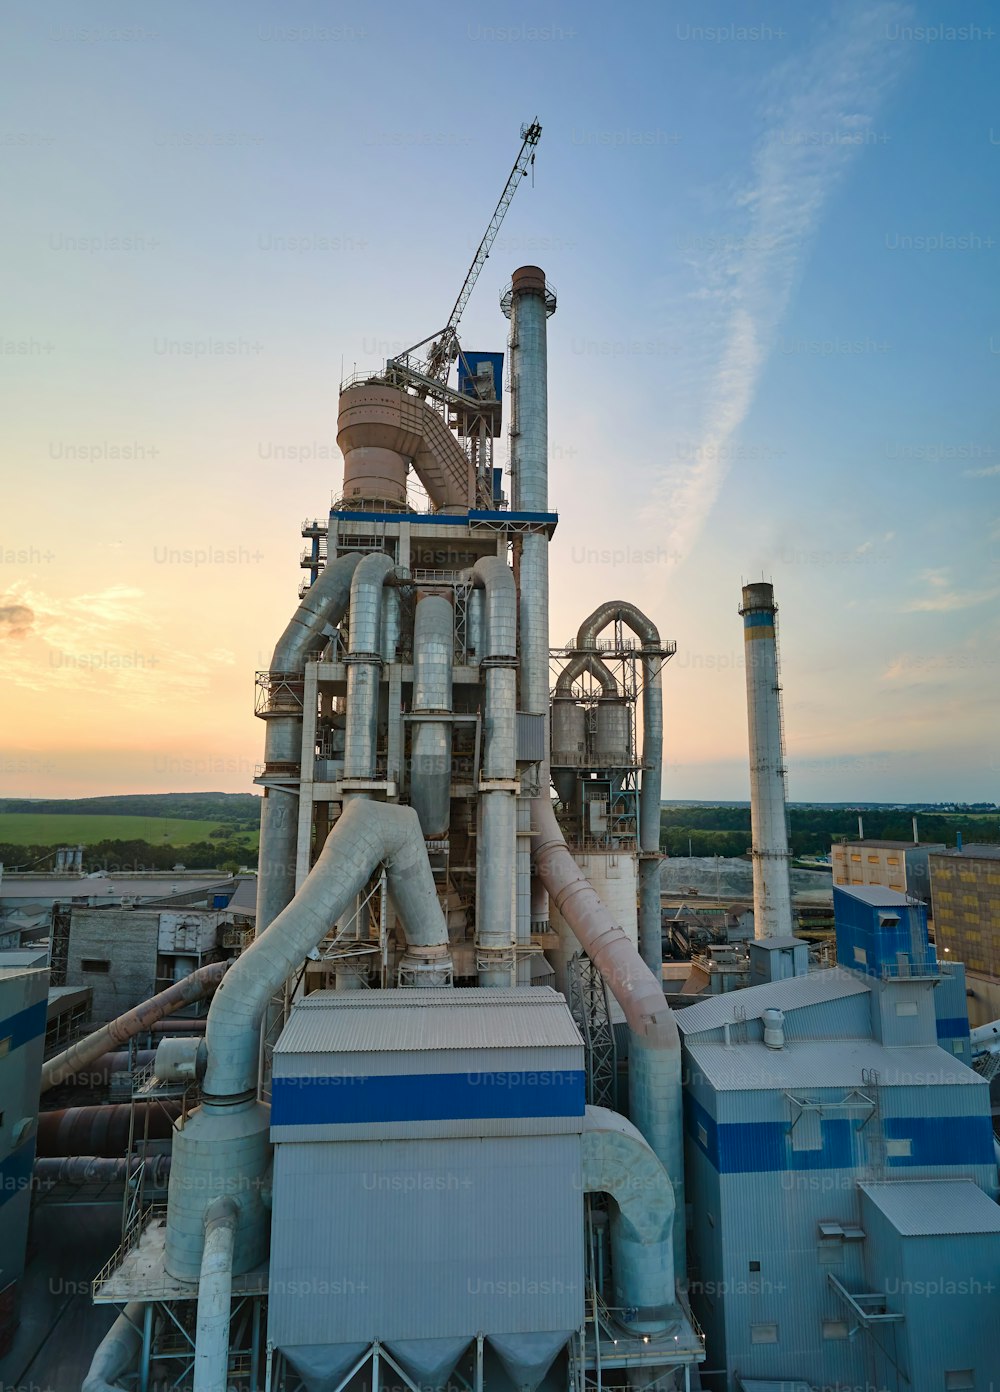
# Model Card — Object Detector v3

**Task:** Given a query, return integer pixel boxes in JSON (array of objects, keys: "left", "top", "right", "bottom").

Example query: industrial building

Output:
[
  {"left": 680, "top": 884, "right": 996, "bottom": 1387},
  {"left": 830, "top": 838, "right": 945, "bottom": 904},
  {"left": 1, "top": 123, "right": 997, "bottom": 1392},
  {"left": 929, "top": 845, "right": 1000, "bottom": 1026}
]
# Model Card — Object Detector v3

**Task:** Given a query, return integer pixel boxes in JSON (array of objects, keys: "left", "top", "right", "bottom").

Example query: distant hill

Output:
[{"left": 0, "top": 792, "right": 260, "bottom": 825}]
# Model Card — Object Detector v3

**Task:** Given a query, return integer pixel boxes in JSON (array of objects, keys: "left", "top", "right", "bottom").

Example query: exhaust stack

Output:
[{"left": 739, "top": 581, "right": 793, "bottom": 939}]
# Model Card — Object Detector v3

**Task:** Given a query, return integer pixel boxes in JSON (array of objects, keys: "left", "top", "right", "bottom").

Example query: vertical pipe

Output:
[
  {"left": 344, "top": 553, "right": 395, "bottom": 782},
  {"left": 739, "top": 581, "right": 793, "bottom": 939},
  {"left": 472, "top": 557, "right": 519, "bottom": 986},
  {"left": 410, "top": 595, "right": 454, "bottom": 839},
  {"left": 193, "top": 1198, "right": 238, "bottom": 1392}
]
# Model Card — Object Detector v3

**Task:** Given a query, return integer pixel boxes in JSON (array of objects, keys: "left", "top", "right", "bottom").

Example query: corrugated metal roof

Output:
[
  {"left": 750, "top": 936, "right": 806, "bottom": 950},
  {"left": 834, "top": 885, "right": 918, "bottom": 907},
  {"left": 675, "top": 968, "right": 870, "bottom": 1035},
  {"left": 685, "top": 1039, "right": 981, "bottom": 1092},
  {"left": 277, "top": 987, "right": 582, "bottom": 1054},
  {"left": 860, "top": 1180, "right": 1000, "bottom": 1235}
]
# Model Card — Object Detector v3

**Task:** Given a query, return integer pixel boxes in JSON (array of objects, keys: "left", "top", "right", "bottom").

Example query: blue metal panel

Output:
[
  {"left": 457, "top": 350, "right": 503, "bottom": 408},
  {"left": 833, "top": 885, "right": 935, "bottom": 978},
  {"left": 0, "top": 998, "right": 47, "bottom": 1054},
  {"left": 0, "top": 1137, "right": 36, "bottom": 1211},
  {"left": 883, "top": 1114, "right": 995, "bottom": 1167},
  {"left": 271, "top": 1070, "right": 587, "bottom": 1128},
  {"left": 935, "top": 1016, "right": 970, "bottom": 1039}
]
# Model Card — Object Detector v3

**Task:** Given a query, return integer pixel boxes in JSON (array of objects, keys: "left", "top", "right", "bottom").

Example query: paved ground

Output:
[{"left": 0, "top": 1201, "right": 120, "bottom": 1392}]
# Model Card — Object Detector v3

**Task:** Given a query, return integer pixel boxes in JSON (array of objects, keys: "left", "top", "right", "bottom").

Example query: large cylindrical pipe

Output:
[
  {"left": 470, "top": 557, "right": 519, "bottom": 986},
  {"left": 166, "top": 801, "right": 451, "bottom": 1281},
  {"left": 532, "top": 795, "right": 684, "bottom": 1278},
  {"left": 40, "top": 962, "right": 226, "bottom": 1093},
  {"left": 193, "top": 1197, "right": 238, "bottom": 1392},
  {"left": 82, "top": 1301, "right": 144, "bottom": 1392},
  {"left": 59, "top": 1050, "right": 155, "bottom": 1087},
  {"left": 344, "top": 553, "right": 395, "bottom": 781},
  {"left": 410, "top": 594, "right": 454, "bottom": 838},
  {"left": 34, "top": 1154, "right": 171, "bottom": 1189},
  {"left": 36, "top": 1101, "right": 181, "bottom": 1157},
  {"left": 739, "top": 582, "right": 793, "bottom": 939},
  {"left": 583, "top": 1107, "right": 675, "bottom": 1332},
  {"left": 257, "top": 551, "right": 365, "bottom": 933}
]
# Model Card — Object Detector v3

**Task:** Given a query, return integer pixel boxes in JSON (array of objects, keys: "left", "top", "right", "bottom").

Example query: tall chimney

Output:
[
  {"left": 739, "top": 581, "right": 793, "bottom": 940},
  {"left": 912, "top": 815, "right": 919, "bottom": 844},
  {"left": 858, "top": 814, "right": 864, "bottom": 840},
  {"left": 503, "top": 266, "right": 556, "bottom": 973}
]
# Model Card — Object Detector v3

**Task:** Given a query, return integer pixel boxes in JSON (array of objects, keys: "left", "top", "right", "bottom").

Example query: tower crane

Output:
[{"left": 386, "top": 119, "right": 542, "bottom": 395}]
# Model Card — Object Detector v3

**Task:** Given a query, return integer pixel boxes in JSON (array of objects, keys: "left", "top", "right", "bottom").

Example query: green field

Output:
[{"left": 0, "top": 814, "right": 257, "bottom": 848}]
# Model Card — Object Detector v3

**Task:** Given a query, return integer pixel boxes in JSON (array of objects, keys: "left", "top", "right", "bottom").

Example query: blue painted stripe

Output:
[
  {"left": 935, "top": 1016, "right": 970, "bottom": 1039},
  {"left": 686, "top": 1095, "right": 994, "bottom": 1173},
  {"left": 742, "top": 611, "right": 774, "bottom": 628},
  {"left": 0, "top": 998, "right": 47, "bottom": 1054},
  {"left": 271, "top": 1070, "right": 587, "bottom": 1127},
  {"left": 0, "top": 1138, "right": 37, "bottom": 1211},
  {"left": 884, "top": 1115, "right": 995, "bottom": 1167}
]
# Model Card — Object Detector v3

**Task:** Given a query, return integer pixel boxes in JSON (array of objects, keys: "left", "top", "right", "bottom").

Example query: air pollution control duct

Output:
[
  {"left": 257, "top": 551, "right": 365, "bottom": 933},
  {"left": 165, "top": 798, "right": 451, "bottom": 1283},
  {"left": 40, "top": 961, "right": 226, "bottom": 1093},
  {"left": 410, "top": 593, "right": 454, "bottom": 839}
]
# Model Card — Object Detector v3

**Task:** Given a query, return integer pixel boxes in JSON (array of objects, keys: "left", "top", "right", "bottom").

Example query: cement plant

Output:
[{"left": 1, "top": 122, "right": 998, "bottom": 1392}]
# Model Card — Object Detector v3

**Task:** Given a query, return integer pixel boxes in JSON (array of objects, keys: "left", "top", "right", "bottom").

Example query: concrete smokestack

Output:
[
  {"left": 739, "top": 581, "right": 793, "bottom": 939},
  {"left": 503, "top": 265, "right": 556, "bottom": 963}
]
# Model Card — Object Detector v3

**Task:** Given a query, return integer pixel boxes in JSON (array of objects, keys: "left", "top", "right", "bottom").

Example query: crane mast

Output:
[{"left": 386, "top": 119, "right": 542, "bottom": 392}]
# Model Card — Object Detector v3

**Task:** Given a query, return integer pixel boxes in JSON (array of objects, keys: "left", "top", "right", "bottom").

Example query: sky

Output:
[{"left": 1, "top": 0, "right": 997, "bottom": 803}]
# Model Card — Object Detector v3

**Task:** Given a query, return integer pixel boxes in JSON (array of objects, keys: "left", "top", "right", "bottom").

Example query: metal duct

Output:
[
  {"left": 410, "top": 594, "right": 454, "bottom": 838},
  {"left": 34, "top": 1154, "right": 171, "bottom": 1188},
  {"left": 59, "top": 1049, "right": 155, "bottom": 1087},
  {"left": 583, "top": 1106, "right": 676, "bottom": 1332},
  {"left": 576, "top": 602, "right": 664, "bottom": 977},
  {"left": 166, "top": 800, "right": 451, "bottom": 1281},
  {"left": 36, "top": 1101, "right": 180, "bottom": 1157},
  {"left": 532, "top": 794, "right": 685, "bottom": 1278},
  {"left": 554, "top": 651, "right": 618, "bottom": 698},
  {"left": 344, "top": 552, "right": 395, "bottom": 781},
  {"left": 739, "top": 581, "right": 793, "bottom": 939},
  {"left": 40, "top": 961, "right": 226, "bottom": 1092},
  {"left": 258, "top": 551, "right": 365, "bottom": 934},
  {"left": 82, "top": 1301, "right": 144, "bottom": 1392},
  {"left": 469, "top": 557, "right": 518, "bottom": 986},
  {"left": 193, "top": 1197, "right": 238, "bottom": 1392}
]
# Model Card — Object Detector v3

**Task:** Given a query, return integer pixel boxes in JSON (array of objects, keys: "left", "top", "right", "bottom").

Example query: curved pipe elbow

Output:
[
  {"left": 555, "top": 651, "right": 618, "bottom": 697},
  {"left": 82, "top": 1302, "right": 145, "bottom": 1392},
  {"left": 269, "top": 551, "right": 364, "bottom": 672}
]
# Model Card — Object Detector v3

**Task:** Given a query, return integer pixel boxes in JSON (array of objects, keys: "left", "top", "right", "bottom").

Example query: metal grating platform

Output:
[{"left": 92, "top": 1209, "right": 268, "bottom": 1304}]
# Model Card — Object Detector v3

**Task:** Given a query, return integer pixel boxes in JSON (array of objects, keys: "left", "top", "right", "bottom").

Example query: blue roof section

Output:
[{"left": 330, "top": 509, "right": 558, "bottom": 528}]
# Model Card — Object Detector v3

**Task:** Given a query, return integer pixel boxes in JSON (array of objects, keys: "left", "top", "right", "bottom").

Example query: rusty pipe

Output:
[
  {"left": 36, "top": 1101, "right": 181, "bottom": 1157},
  {"left": 40, "top": 961, "right": 227, "bottom": 1092}
]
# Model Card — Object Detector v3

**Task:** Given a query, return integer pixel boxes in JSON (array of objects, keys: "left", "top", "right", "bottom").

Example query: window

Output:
[
  {"left": 895, "top": 1002, "right": 918, "bottom": 1017},
  {"left": 749, "top": 1260, "right": 761, "bottom": 1272},
  {"left": 887, "top": 1138, "right": 912, "bottom": 1158},
  {"left": 0, "top": 1037, "right": 9, "bottom": 1060},
  {"left": 887, "top": 856, "right": 900, "bottom": 866},
  {"left": 81, "top": 959, "right": 111, "bottom": 973},
  {"left": 868, "top": 855, "right": 880, "bottom": 864},
  {"left": 823, "top": 1319, "right": 849, "bottom": 1340},
  {"left": 697, "top": 1124, "right": 708, "bottom": 1147},
  {"left": 854, "top": 947, "right": 868, "bottom": 964},
  {"left": 944, "top": 1373, "right": 974, "bottom": 1391},
  {"left": 953, "top": 1040, "right": 966, "bottom": 1055},
  {"left": 750, "top": 1323, "right": 778, "bottom": 1345},
  {"left": 851, "top": 854, "right": 862, "bottom": 863}
]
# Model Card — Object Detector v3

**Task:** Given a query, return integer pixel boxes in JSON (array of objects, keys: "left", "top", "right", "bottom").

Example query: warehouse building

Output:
[{"left": 930, "top": 844, "right": 1000, "bottom": 1027}]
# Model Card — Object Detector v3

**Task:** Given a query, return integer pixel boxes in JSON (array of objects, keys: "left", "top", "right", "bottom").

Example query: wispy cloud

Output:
[
  {"left": 902, "top": 567, "right": 1000, "bottom": 613},
  {"left": 648, "top": 3, "right": 911, "bottom": 563},
  {"left": 964, "top": 463, "right": 1000, "bottom": 478}
]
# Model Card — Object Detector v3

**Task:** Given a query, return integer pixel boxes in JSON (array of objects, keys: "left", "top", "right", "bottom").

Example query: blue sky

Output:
[{"left": 1, "top": 0, "right": 997, "bottom": 801}]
